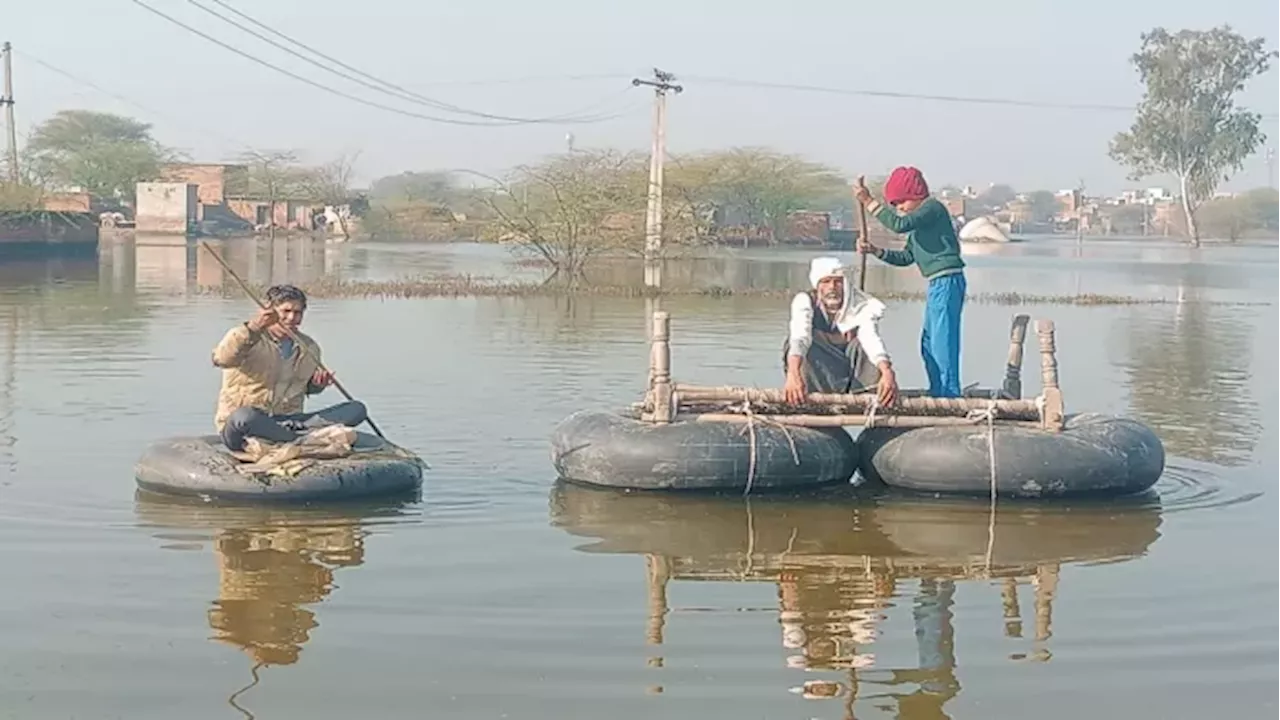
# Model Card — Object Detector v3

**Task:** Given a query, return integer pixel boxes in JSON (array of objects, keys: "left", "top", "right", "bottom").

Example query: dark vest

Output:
[{"left": 808, "top": 290, "right": 856, "bottom": 345}]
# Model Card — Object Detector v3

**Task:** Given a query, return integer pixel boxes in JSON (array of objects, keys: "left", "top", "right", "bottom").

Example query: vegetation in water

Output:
[
  {"left": 191, "top": 273, "right": 1266, "bottom": 307},
  {"left": 361, "top": 147, "right": 862, "bottom": 279}
]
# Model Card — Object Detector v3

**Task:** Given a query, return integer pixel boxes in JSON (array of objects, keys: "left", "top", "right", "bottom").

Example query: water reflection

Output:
[
  {"left": 132, "top": 492, "right": 418, "bottom": 716},
  {"left": 1117, "top": 280, "right": 1263, "bottom": 467},
  {"left": 549, "top": 481, "right": 1163, "bottom": 718},
  {"left": 0, "top": 307, "right": 15, "bottom": 476}
]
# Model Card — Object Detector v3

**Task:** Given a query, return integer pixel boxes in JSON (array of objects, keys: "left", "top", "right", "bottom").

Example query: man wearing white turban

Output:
[{"left": 782, "top": 256, "right": 898, "bottom": 406}]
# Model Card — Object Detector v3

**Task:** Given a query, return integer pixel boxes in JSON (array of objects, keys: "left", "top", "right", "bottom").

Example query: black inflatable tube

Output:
[
  {"left": 135, "top": 432, "right": 425, "bottom": 503},
  {"left": 551, "top": 409, "right": 859, "bottom": 491},
  {"left": 857, "top": 412, "right": 1165, "bottom": 499}
]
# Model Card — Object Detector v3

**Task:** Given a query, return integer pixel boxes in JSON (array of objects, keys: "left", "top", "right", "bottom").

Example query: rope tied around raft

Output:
[
  {"left": 965, "top": 398, "right": 1000, "bottom": 574},
  {"left": 728, "top": 398, "right": 802, "bottom": 497},
  {"left": 862, "top": 394, "right": 880, "bottom": 429}
]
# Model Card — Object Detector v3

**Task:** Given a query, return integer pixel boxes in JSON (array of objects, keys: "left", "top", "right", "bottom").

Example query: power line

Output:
[
  {"left": 687, "top": 74, "right": 1280, "bottom": 119},
  {"left": 15, "top": 48, "right": 253, "bottom": 152},
  {"left": 124, "top": 0, "right": 639, "bottom": 128},
  {"left": 187, "top": 0, "right": 625, "bottom": 125}
]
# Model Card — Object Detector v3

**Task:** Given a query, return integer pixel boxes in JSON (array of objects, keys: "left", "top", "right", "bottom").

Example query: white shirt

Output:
[{"left": 787, "top": 290, "right": 890, "bottom": 366}]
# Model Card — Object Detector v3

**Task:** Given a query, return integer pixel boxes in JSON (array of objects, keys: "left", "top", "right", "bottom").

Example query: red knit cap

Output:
[{"left": 883, "top": 166, "right": 930, "bottom": 205}]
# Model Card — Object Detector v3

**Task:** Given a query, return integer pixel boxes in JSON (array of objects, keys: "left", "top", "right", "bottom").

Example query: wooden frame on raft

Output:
[{"left": 640, "top": 310, "right": 1067, "bottom": 432}]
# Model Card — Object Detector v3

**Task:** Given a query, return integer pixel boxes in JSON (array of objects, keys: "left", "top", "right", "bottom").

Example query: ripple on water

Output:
[{"left": 1152, "top": 460, "right": 1266, "bottom": 513}]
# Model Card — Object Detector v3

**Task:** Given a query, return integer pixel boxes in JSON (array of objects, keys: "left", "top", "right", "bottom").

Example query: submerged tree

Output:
[
  {"left": 1108, "top": 26, "right": 1276, "bottom": 246},
  {"left": 666, "top": 147, "right": 849, "bottom": 244},
  {"left": 25, "top": 110, "right": 178, "bottom": 203},
  {"left": 474, "top": 149, "right": 706, "bottom": 283},
  {"left": 236, "top": 149, "right": 308, "bottom": 236},
  {"left": 297, "top": 151, "right": 363, "bottom": 236}
]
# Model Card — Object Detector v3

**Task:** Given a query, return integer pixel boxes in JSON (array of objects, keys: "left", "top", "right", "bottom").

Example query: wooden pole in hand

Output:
[
  {"left": 854, "top": 176, "right": 871, "bottom": 291},
  {"left": 847, "top": 176, "right": 873, "bottom": 383},
  {"left": 199, "top": 241, "right": 387, "bottom": 440}
]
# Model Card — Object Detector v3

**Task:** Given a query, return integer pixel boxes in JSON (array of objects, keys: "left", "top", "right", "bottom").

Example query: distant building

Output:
[{"left": 160, "top": 163, "right": 249, "bottom": 207}]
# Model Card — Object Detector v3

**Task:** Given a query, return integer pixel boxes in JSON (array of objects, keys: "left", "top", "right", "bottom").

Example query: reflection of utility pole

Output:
[
  {"left": 2, "top": 41, "right": 19, "bottom": 182},
  {"left": 633, "top": 68, "right": 682, "bottom": 289}
]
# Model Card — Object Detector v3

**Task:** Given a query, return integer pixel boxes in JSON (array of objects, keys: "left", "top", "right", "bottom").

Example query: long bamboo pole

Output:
[
  {"left": 673, "top": 383, "right": 1039, "bottom": 419},
  {"left": 200, "top": 241, "right": 387, "bottom": 440},
  {"left": 855, "top": 175, "right": 871, "bottom": 288},
  {"left": 691, "top": 413, "right": 1040, "bottom": 429}
]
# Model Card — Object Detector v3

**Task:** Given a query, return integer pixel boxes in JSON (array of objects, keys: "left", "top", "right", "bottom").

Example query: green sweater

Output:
[{"left": 869, "top": 197, "right": 966, "bottom": 280}]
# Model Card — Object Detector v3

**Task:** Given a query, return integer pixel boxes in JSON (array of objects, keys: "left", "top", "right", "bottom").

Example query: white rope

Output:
[
  {"left": 862, "top": 394, "right": 880, "bottom": 430},
  {"left": 731, "top": 399, "right": 800, "bottom": 497},
  {"left": 965, "top": 399, "right": 999, "bottom": 574}
]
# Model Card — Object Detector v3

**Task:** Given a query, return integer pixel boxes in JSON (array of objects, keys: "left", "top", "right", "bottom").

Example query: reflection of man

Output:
[
  {"left": 782, "top": 257, "right": 898, "bottom": 407},
  {"left": 207, "top": 524, "right": 365, "bottom": 667},
  {"left": 776, "top": 566, "right": 881, "bottom": 672}
]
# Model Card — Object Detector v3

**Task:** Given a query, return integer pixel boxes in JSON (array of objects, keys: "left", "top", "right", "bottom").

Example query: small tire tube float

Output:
[
  {"left": 550, "top": 409, "right": 860, "bottom": 492},
  {"left": 135, "top": 431, "right": 425, "bottom": 502},
  {"left": 856, "top": 412, "right": 1165, "bottom": 499}
]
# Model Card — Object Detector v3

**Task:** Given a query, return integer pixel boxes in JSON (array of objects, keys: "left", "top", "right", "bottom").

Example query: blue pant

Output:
[{"left": 921, "top": 272, "right": 966, "bottom": 397}]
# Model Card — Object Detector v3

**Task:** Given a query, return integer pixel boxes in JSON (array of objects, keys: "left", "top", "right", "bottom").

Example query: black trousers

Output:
[{"left": 220, "top": 400, "right": 368, "bottom": 452}]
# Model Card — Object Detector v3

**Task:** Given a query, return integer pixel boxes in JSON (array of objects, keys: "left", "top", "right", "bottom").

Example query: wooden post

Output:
[
  {"left": 1035, "top": 319, "right": 1064, "bottom": 431},
  {"left": 648, "top": 310, "right": 675, "bottom": 424},
  {"left": 1003, "top": 314, "right": 1031, "bottom": 399}
]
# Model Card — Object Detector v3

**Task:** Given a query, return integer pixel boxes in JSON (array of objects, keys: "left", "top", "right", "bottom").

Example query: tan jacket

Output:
[{"left": 212, "top": 323, "right": 324, "bottom": 432}]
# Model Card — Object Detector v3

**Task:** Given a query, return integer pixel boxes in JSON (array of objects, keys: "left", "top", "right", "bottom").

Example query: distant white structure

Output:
[{"left": 958, "top": 215, "right": 1012, "bottom": 243}]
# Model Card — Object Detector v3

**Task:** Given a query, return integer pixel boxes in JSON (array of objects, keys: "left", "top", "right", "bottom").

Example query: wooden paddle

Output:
[{"left": 199, "top": 240, "right": 387, "bottom": 440}]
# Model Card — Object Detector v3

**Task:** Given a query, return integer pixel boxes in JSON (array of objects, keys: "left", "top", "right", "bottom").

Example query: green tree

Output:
[
  {"left": 25, "top": 110, "right": 178, "bottom": 204},
  {"left": 1237, "top": 187, "right": 1279, "bottom": 233},
  {"left": 1108, "top": 26, "right": 1277, "bottom": 246},
  {"left": 1026, "top": 190, "right": 1061, "bottom": 223},
  {"left": 975, "top": 184, "right": 1017, "bottom": 212}
]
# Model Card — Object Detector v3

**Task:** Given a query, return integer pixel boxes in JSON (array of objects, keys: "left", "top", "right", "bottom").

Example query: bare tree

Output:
[
  {"left": 237, "top": 149, "right": 305, "bottom": 238},
  {"left": 470, "top": 150, "right": 707, "bottom": 283},
  {"left": 298, "top": 151, "right": 362, "bottom": 237}
]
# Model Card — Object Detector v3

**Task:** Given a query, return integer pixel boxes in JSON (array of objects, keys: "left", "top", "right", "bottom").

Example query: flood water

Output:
[{"left": 0, "top": 234, "right": 1275, "bottom": 719}]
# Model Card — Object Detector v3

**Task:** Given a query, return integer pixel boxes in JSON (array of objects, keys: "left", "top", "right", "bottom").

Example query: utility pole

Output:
[
  {"left": 1267, "top": 147, "right": 1276, "bottom": 190},
  {"left": 2, "top": 42, "right": 18, "bottom": 183},
  {"left": 633, "top": 68, "right": 682, "bottom": 289}
]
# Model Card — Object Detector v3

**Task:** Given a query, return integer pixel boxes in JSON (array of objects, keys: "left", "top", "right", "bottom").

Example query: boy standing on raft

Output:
[
  {"left": 854, "top": 166, "right": 967, "bottom": 398},
  {"left": 211, "top": 284, "right": 368, "bottom": 451}
]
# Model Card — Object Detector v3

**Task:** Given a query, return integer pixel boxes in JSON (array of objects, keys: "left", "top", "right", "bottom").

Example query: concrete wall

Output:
[
  {"left": 160, "top": 164, "right": 248, "bottom": 206},
  {"left": 136, "top": 182, "right": 198, "bottom": 234},
  {"left": 226, "top": 199, "right": 315, "bottom": 229}
]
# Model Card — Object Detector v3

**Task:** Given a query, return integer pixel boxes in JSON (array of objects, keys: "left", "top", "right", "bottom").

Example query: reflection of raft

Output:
[
  {"left": 559, "top": 310, "right": 1166, "bottom": 498},
  {"left": 134, "top": 432, "right": 425, "bottom": 502},
  {"left": 549, "top": 480, "right": 1163, "bottom": 576}
]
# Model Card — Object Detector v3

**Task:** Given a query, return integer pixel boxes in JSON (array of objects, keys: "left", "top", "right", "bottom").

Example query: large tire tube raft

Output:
[
  {"left": 551, "top": 409, "right": 859, "bottom": 491},
  {"left": 857, "top": 412, "right": 1165, "bottom": 499},
  {"left": 135, "top": 431, "right": 425, "bottom": 502}
]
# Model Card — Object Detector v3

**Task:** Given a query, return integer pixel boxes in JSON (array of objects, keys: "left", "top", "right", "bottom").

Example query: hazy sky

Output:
[{"left": 8, "top": 0, "right": 1279, "bottom": 194}]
